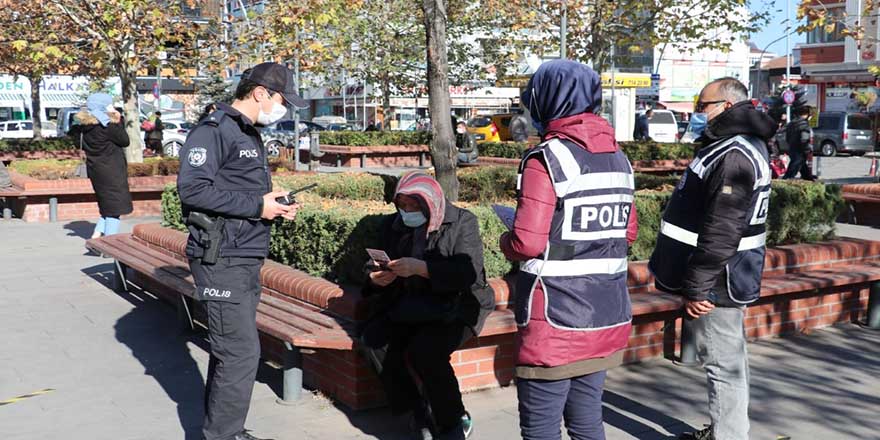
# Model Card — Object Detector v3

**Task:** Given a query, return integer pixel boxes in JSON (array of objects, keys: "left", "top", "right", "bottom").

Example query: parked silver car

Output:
[
  {"left": 812, "top": 112, "right": 875, "bottom": 156},
  {"left": 260, "top": 119, "right": 325, "bottom": 157}
]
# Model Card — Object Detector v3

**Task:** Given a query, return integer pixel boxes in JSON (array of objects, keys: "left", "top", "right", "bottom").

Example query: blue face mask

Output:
[
  {"left": 689, "top": 113, "right": 708, "bottom": 138},
  {"left": 398, "top": 209, "right": 427, "bottom": 228}
]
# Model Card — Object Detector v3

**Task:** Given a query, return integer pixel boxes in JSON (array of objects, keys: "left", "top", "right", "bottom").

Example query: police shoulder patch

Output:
[{"left": 188, "top": 147, "right": 208, "bottom": 167}]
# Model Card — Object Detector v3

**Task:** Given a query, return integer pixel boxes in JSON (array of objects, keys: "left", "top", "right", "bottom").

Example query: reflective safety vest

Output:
[
  {"left": 649, "top": 135, "right": 771, "bottom": 305},
  {"left": 514, "top": 138, "right": 634, "bottom": 331}
]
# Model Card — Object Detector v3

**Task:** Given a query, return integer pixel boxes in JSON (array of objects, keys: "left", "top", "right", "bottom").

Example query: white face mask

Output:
[{"left": 257, "top": 97, "right": 287, "bottom": 126}]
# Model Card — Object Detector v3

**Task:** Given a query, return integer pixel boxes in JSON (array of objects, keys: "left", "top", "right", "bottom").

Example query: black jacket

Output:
[
  {"left": 69, "top": 111, "right": 133, "bottom": 217},
  {"left": 177, "top": 103, "right": 273, "bottom": 259},
  {"left": 684, "top": 102, "right": 776, "bottom": 306},
  {"left": 785, "top": 118, "right": 812, "bottom": 154},
  {"left": 633, "top": 114, "right": 650, "bottom": 140},
  {"left": 363, "top": 203, "right": 496, "bottom": 335},
  {"left": 146, "top": 118, "right": 164, "bottom": 141}
]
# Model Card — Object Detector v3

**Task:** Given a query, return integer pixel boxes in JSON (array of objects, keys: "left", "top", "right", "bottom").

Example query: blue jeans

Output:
[
  {"left": 517, "top": 371, "right": 607, "bottom": 440},
  {"left": 93, "top": 216, "right": 121, "bottom": 236},
  {"left": 692, "top": 306, "right": 750, "bottom": 440}
]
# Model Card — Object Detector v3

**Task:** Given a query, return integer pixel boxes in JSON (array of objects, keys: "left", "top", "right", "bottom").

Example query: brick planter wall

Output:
[
  {"left": 128, "top": 224, "right": 877, "bottom": 410},
  {"left": 841, "top": 183, "right": 880, "bottom": 226},
  {"left": 6, "top": 171, "right": 175, "bottom": 222},
  {"left": 306, "top": 145, "right": 432, "bottom": 168}
]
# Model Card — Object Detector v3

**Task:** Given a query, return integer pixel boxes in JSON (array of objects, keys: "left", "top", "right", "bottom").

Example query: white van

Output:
[{"left": 637, "top": 109, "right": 678, "bottom": 143}]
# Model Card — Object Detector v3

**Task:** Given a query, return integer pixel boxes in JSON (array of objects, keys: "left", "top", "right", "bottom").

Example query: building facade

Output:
[{"left": 800, "top": 0, "right": 880, "bottom": 112}]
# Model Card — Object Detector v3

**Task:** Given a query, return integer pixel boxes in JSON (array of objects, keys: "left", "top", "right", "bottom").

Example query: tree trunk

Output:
[
  {"left": 382, "top": 77, "right": 392, "bottom": 131},
  {"left": 30, "top": 76, "right": 42, "bottom": 140},
  {"left": 120, "top": 69, "right": 144, "bottom": 163},
  {"left": 421, "top": 0, "right": 459, "bottom": 201}
]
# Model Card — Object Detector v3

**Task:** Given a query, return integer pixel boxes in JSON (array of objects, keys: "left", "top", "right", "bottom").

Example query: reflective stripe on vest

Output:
[{"left": 660, "top": 220, "right": 767, "bottom": 251}]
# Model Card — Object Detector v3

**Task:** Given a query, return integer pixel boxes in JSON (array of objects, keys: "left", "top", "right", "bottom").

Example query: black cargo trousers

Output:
[{"left": 190, "top": 256, "right": 264, "bottom": 440}]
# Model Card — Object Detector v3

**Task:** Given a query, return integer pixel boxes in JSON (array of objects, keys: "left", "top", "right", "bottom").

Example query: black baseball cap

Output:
[{"left": 241, "top": 62, "right": 308, "bottom": 108}]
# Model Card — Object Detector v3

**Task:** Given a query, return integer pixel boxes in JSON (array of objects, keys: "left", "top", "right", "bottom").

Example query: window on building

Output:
[{"left": 806, "top": 8, "right": 845, "bottom": 44}]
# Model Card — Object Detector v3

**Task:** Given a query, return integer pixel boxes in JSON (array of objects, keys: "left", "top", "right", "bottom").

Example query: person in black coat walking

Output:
[
  {"left": 360, "top": 171, "right": 495, "bottom": 440},
  {"left": 782, "top": 107, "right": 815, "bottom": 180},
  {"left": 146, "top": 111, "right": 165, "bottom": 156},
  {"left": 69, "top": 93, "right": 132, "bottom": 239},
  {"left": 633, "top": 109, "right": 653, "bottom": 140}
]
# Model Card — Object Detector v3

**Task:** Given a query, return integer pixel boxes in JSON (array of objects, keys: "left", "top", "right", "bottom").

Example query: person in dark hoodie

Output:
[
  {"left": 499, "top": 60, "right": 638, "bottom": 440},
  {"left": 69, "top": 93, "right": 132, "bottom": 239},
  {"left": 649, "top": 78, "right": 777, "bottom": 440},
  {"left": 782, "top": 106, "right": 815, "bottom": 180}
]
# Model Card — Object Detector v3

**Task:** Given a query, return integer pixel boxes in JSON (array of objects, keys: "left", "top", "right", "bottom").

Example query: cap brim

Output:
[{"left": 281, "top": 91, "right": 308, "bottom": 109}]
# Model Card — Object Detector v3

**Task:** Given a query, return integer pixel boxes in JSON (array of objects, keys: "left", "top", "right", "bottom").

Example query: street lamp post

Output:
[
  {"left": 785, "top": 0, "right": 792, "bottom": 121},
  {"left": 611, "top": 42, "right": 616, "bottom": 128},
  {"left": 560, "top": 0, "right": 568, "bottom": 59}
]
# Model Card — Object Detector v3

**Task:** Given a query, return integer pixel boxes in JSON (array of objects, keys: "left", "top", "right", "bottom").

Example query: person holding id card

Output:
[{"left": 360, "top": 171, "right": 495, "bottom": 440}]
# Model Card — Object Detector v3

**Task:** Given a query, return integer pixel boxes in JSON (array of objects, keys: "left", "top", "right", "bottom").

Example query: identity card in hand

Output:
[
  {"left": 366, "top": 248, "right": 391, "bottom": 267},
  {"left": 492, "top": 204, "right": 516, "bottom": 230}
]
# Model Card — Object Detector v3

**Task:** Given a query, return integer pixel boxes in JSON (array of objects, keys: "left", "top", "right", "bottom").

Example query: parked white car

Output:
[
  {"left": 141, "top": 120, "right": 193, "bottom": 157},
  {"left": 0, "top": 120, "right": 34, "bottom": 139},
  {"left": 636, "top": 110, "right": 679, "bottom": 143}
]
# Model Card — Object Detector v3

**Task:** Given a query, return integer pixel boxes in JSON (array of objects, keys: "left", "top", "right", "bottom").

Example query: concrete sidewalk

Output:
[{"left": 1, "top": 218, "right": 878, "bottom": 440}]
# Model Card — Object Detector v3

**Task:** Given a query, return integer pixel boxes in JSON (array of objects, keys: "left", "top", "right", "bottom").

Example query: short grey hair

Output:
[{"left": 706, "top": 77, "right": 749, "bottom": 103}]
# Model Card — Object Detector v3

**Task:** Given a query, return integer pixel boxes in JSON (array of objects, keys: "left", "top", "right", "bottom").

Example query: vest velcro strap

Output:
[
  {"left": 660, "top": 220, "right": 766, "bottom": 251},
  {"left": 545, "top": 244, "right": 576, "bottom": 261},
  {"left": 521, "top": 257, "right": 628, "bottom": 277}
]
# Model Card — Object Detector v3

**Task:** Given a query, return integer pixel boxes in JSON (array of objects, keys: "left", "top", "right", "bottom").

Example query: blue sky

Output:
[{"left": 749, "top": 0, "right": 806, "bottom": 56}]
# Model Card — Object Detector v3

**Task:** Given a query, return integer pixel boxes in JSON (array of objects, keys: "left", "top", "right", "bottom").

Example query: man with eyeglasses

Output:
[
  {"left": 649, "top": 78, "right": 777, "bottom": 440},
  {"left": 177, "top": 62, "right": 307, "bottom": 440}
]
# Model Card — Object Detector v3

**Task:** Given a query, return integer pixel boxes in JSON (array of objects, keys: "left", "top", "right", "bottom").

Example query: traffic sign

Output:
[
  {"left": 152, "top": 83, "right": 160, "bottom": 99},
  {"left": 782, "top": 89, "right": 795, "bottom": 105}
]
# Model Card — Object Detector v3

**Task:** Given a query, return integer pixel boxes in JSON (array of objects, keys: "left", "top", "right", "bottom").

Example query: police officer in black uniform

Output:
[{"left": 177, "top": 62, "right": 307, "bottom": 440}]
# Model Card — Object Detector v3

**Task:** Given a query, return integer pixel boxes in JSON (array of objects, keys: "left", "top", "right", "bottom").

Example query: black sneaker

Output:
[{"left": 679, "top": 425, "right": 713, "bottom": 440}]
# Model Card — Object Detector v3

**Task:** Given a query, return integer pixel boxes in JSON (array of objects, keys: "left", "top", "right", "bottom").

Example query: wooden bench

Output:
[
  {"left": 86, "top": 232, "right": 356, "bottom": 404},
  {"left": 89, "top": 223, "right": 880, "bottom": 409},
  {"left": 318, "top": 145, "right": 432, "bottom": 169},
  {"left": 0, "top": 185, "right": 22, "bottom": 219}
]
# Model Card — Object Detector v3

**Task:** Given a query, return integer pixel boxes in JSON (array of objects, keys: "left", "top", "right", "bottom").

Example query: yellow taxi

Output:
[{"left": 466, "top": 116, "right": 501, "bottom": 143}]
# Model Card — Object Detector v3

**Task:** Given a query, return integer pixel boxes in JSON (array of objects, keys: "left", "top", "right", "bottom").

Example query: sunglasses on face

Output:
[{"left": 695, "top": 100, "right": 726, "bottom": 113}]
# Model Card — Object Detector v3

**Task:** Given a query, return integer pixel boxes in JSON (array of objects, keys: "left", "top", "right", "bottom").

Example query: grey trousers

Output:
[{"left": 692, "top": 306, "right": 750, "bottom": 440}]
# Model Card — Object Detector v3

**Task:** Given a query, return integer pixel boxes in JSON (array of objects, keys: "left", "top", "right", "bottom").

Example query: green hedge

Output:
[
  {"left": 319, "top": 131, "right": 431, "bottom": 146},
  {"left": 160, "top": 184, "right": 513, "bottom": 282},
  {"left": 0, "top": 138, "right": 77, "bottom": 152},
  {"left": 478, "top": 141, "right": 695, "bottom": 161},
  {"left": 10, "top": 157, "right": 180, "bottom": 179},
  {"left": 161, "top": 177, "right": 843, "bottom": 283}
]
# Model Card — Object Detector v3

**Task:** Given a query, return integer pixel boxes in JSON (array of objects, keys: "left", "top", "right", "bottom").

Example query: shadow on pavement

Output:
[
  {"left": 81, "top": 262, "right": 286, "bottom": 439},
  {"left": 83, "top": 262, "right": 206, "bottom": 440},
  {"left": 602, "top": 390, "right": 692, "bottom": 439},
  {"left": 64, "top": 220, "right": 96, "bottom": 240}
]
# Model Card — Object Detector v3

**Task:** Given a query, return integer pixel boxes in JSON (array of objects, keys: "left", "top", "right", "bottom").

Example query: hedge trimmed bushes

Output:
[
  {"left": 319, "top": 131, "right": 431, "bottom": 146},
  {"left": 161, "top": 185, "right": 513, "bottom": 282},
  {"left": 9, "top": 157, "right": 180, "bottom": 179},
  {"left": 478, "top": 141, "right": 696, "bottom": 161},
  {"left": 161, "top": 174, "right": 843, "bottom": 282},
  {"left": 0, "top": 138, "right": 77, "bottom": 152}
]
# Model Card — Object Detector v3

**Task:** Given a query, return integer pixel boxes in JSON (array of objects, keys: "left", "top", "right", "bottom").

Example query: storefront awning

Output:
[
  {"left": 41, "top": 92, "right": 83, "bottom": 107},
  {"left": 658, "top": 101, "right": 695, "bottom": 113},
  {"left": 0, "top": 93, "right": 27, "bottom": 106}
]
